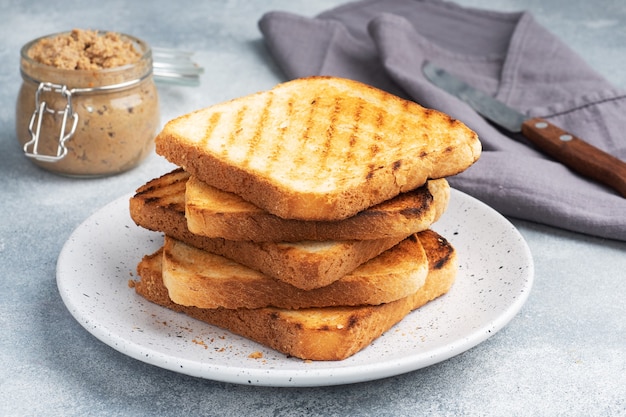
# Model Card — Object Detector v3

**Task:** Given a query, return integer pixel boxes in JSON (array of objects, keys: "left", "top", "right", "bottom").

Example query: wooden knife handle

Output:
[{"left": 521, "top": 117, "right": 626, "bottom": 198}]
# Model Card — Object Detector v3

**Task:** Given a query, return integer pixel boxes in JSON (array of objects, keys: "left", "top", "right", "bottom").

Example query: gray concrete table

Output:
[{"left": 1, "top": 0, "right": 625, "bottom": 416}]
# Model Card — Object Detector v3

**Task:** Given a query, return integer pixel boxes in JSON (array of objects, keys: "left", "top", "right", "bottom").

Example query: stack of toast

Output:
[{"left": 130, "top": 76, "right": 481, "bottom": 361}]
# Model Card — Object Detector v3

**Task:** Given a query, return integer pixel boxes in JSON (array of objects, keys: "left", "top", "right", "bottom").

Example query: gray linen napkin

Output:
[{"left": 258, "top": 0, "right": 626, "bottom": 241}]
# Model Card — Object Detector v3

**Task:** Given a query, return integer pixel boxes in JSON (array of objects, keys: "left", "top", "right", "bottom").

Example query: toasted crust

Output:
[
  {"left": 161, "top": 234, "right": 428, "bottom": 309},
  {"left": 129, "top": 169, "right": 190, "bottom": 239},
  {"left": 185, "top": 174, "right": 450, "bottom": 242},
  {"left": 133, "top": 230, "right": 457, "bottom": 361},
  {"left": 155, "top": 76, "right": 480, "bottom": 221},
  {"left": 129, "top": 169, "right": 409, "bottom": 289}
]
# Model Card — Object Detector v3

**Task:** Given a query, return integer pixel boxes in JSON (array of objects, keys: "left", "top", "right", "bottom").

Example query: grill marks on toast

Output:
[
  {"left": 207, "top": 93, "right": 300, "bottom": 177},
  {"left": 227, "top": 104, "right": 249, "bottom": 162},
  {"left": 134, "top": 168, "right": 189, "bottom": 212},
  {"left": 298, "top": 94, "right": 346, "bottom": 188},
  {"left": 305, "top": 95, "right": 360, "bottom": 185},
  {"left": 243, "top": 94, "right": 274, "bottom": 170},
  {"left": 365, "top": 99, "right": 388, "bottom": 183},
  {"left": 294, "top": 92, "right": 393, "bottom": 190},
  {"left": 203, "top": 82, "right": 430, "bottom": 192},
  {"left": 202, "top": 112, "right": 223, "bottom": 153},
  {"left": 344, "top": 97, "right": 363, "bottom": 166},
  {"left": 321, "top": 96, "right": 342, "bottom": 170},
  {"left": 155, "top": 76, "right": 480, "bottom": 220},
  {"left": 267, "top": 88, "right": 419, "bottom": 191},
  {"left": 289, "top": 95, "right": 322, "bottom": 185},
  {"left": 264, "top": 96, "right": 294, "bottom": 175},
  {"left": 398, "top": 99, "right": 410, "bottom": 137}
]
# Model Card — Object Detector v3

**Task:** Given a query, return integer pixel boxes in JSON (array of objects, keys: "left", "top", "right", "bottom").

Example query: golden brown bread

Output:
[
  {"left": 185, "top": 173, "right": 450, "bottom": 242},
  {"left": 155, "top": 76, "right": 480, "bottom": 221},
  {"left": 129, "top": 169, "right": 415, "bottom": 290},
  {"left": 161, "top": 233, "right": 428, "bottom": 309},
  {"left": 133, "top": 229, "right": 457, "bottom": 361}
]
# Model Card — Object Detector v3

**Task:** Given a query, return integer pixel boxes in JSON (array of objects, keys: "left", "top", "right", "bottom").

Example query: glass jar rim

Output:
[{"left": 20, "top": 30, "right": 153, "bottom": 85}]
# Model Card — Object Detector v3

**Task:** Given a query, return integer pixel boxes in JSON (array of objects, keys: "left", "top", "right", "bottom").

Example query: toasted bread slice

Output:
[
  {"left": 133, "top": 229, "right": 456, "bottom": 361},
  {"left": 161, "top": 233, "right": 428, "bottom": 310},
  {"left": 129, "top": 169, "right": 407, "bottom": 290},
  {"left": 185, "top": 174, "right": 450, "bottom": 242},
  {"left": 155, "top": 76, "right": 480, "bottom": 221}
]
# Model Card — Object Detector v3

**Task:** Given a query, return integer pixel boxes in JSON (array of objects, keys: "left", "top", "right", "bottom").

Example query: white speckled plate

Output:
[{"left": 57, "top": 188, "right": 533, "bottom": 387}]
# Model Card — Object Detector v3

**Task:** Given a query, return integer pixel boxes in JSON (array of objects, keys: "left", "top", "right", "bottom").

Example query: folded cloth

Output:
[{"left": 259, "top": 0, "right": 626, "bottom": 241}]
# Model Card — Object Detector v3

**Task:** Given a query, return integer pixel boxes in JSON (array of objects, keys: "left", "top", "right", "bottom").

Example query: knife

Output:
[{"left": 422, "top": 61, "right": 626, "bottom": 198}]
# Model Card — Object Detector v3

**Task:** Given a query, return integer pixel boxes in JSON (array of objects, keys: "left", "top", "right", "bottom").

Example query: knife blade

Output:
[{"left": 422, "top": 61, "right": 626, "bottom": 198}]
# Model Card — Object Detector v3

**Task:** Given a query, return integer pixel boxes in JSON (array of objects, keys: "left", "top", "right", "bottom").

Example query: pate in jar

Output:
[{"left": 16, "top": 29, "right": 160, "bottom": 177}]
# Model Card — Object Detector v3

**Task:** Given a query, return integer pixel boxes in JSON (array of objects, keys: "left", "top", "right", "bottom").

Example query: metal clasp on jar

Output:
[{"left": 23, "top": 82, "right": 79, "bottom": 162}]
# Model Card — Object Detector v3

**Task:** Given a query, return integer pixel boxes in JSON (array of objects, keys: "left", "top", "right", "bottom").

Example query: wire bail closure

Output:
[{"left": 24, "top": 82, "right": 79, "bottom": 162}]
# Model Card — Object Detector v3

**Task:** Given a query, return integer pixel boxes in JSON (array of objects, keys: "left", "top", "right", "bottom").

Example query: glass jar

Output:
[{"left": 15, "top": 31, "right": 160, "bottom": 177}]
